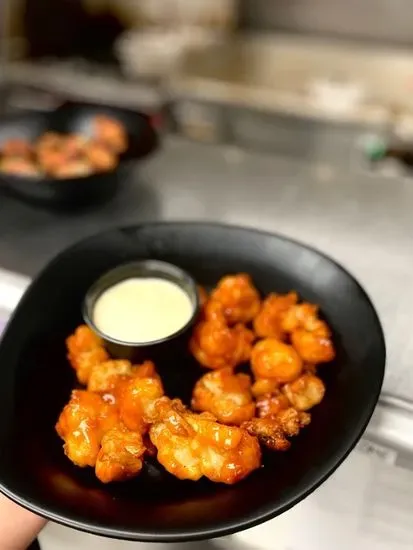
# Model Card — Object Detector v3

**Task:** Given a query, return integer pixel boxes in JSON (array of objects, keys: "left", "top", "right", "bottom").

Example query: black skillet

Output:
[
  {"left": 0, "top": 101, "right": 158, "bottom": 209},
  {"left": 0, "top": 222, "right": 385, "bottom": 541}
]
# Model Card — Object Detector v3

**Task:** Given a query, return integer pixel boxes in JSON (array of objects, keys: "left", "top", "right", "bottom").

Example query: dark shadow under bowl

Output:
[{"left": 0, "top": 222, "right": 385, "bottom": 541}]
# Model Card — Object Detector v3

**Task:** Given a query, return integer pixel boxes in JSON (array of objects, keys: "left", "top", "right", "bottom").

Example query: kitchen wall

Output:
[
  {"left": 240, "top": 0, "right": 413, "bottom": 46},
  {"left": 5, "top": 0, "right": 413, "bottom": 62}
]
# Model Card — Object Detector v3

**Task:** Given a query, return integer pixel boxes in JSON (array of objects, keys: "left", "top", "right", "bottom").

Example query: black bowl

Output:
[
  {"left": 0, "top": 222, "right": 385, "bottom": 541},
  {"left": 0, "top": 101, "right": 158, "bottom": 209},
  {"left": 83, "top": 260, "right": 199, "bottom": 372}
]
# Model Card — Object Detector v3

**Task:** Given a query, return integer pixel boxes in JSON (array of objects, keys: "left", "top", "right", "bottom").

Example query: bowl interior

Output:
[
  {"left": 0, "top": 223, "right": 385, "bottom": 541},
  {"left": 0, "top": 112, "right": 50, "bottom": 146},
  {"left": 52, "top": 102, "right": 157, "bottom": 161}
]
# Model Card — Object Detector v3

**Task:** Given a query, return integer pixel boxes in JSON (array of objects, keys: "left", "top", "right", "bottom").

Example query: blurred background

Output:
[
  {"left": 1, "top": 1, "right": 413, "bottom": 549},
  {"left": 3, "top": 0, "right": 413, "bottom": 168}
]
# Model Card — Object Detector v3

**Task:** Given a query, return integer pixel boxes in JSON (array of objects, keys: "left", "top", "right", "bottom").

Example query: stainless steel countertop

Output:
[
  {"left": 0, "top": 136, "right": 412, "bottom": 402},
  {"left": 148, "top": 139, "right": 413, "bottom": 403}
]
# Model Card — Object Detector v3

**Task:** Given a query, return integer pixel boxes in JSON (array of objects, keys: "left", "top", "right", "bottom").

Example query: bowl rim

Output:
[
  {"left": 0, "top": 221, "right": 386, "bottom": 541},
  {"left": 82, "top": 259, "right": 200, "bottom": 347}
]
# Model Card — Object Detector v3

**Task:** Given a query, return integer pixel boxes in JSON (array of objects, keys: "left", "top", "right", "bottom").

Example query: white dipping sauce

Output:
[{"left": 93, "top": 277, "right": 193, "bottom": 343}]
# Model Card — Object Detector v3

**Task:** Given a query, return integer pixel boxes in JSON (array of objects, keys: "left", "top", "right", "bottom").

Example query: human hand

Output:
[{"left": 0, "top": 493, "right": 47, "bottom": 550}]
